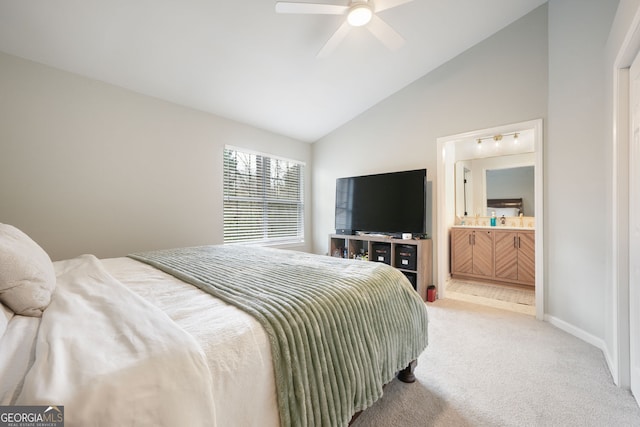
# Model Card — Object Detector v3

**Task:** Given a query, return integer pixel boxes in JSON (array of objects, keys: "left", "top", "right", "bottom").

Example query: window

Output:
[{"left": 223, "top": 146, "right": 305, "bottom": 244}]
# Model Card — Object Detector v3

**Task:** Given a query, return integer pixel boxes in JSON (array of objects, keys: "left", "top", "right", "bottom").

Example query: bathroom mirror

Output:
[
  {"left": 486, "top": 165, "right": 534, "bottom": 215},
  {"left": 455, "top": 153, "right": 535, "bottom": 218}
]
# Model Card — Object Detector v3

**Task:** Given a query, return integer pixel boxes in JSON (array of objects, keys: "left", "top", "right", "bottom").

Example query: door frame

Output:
[
  {"left": 610, "top": 5, "right": 640, "bottom": 391},
  {"left": 630, "top": 51, "right": 640, "bottom": 404},
  {"left": 436, "top": 119, "right": 544, "bottom": 320}
]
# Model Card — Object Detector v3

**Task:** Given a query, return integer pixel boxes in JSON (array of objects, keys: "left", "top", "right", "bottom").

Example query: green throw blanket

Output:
[{"left": 130, "top": 245, "right": 428, "bottom": 427}]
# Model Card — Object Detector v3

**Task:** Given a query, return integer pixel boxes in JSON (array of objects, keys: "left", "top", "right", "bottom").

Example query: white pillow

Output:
[
  {"left": 0, "top": 302, "right": 14, "bottom": 338},
  {"left": 0, "top": 224, "right": 56, "bottom": 317}
]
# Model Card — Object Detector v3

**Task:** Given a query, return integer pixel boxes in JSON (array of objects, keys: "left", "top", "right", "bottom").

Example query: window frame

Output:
[{"left": 223, "top": 145, "right": 305, "bottom": 245}]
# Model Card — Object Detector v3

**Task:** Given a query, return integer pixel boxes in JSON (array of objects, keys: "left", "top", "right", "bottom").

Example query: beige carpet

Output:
[
  {"left": 352, "top": 299, "right": 640, "bottom": 426},
  {"left": 447, "top": 280, "right": 535, "bottom": 306}
]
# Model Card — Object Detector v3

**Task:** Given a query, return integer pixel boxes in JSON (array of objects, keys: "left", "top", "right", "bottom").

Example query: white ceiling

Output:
[{"left": 0, "top": 0, "right": 546, "bottom": 142}]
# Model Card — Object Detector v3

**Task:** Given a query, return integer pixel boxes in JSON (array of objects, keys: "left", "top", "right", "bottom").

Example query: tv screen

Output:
[{"left": 335, "top": 169, "right": 426, "bottom": 236}]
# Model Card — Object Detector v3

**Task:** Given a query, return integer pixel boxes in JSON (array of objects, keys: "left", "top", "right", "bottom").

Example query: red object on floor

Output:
[{"left": 427, "top": 286, "right": 437, "bottom": 302}]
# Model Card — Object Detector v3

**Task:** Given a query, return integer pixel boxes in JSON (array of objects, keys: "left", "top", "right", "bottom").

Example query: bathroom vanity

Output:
[{"left": 450, "top": 226, "right": 535, "bottom": 287}]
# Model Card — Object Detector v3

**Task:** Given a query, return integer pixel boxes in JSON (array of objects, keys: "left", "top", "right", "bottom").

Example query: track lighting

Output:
[{"left": 475, "top": 132, "right": 520, "bottom": 145}]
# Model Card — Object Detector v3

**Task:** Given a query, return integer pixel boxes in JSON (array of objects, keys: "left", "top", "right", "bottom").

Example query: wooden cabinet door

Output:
[
  {"left": 472, "top": 230, "right": 494, "bottom": 277},
  {"left": 495, "top": 231, "right": 518, "bottom": 281},
  {"left": 494, "top": 231, "right": 535, "bottom": 285},
  {"left": 517, "top": 232, "right": 535, "bottom": 284},
  {"left": 451, "top": 228, "right": 473, "bottom": 275}
]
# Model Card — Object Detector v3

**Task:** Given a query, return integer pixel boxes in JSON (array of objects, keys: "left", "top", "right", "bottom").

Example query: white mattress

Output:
[
  {"left": 0, "top": 256, "right": 279, "bottom": 426},
  {"left": 100, "top": 257, "right": 280, "bottom": 427}
]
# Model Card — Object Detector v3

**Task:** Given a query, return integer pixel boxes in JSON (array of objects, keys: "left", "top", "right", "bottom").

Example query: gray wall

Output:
[
  {"left": 0, "top": 52, "right": 312, "bottom": 260},
  {"left": 547, "top": 0, "right": 618, "bottom": 342},
  {"left": 312, "top": 0, "right": 619, "bottom": 356},
  {"left": 312, "top": 6, "right": 548, "bottom": 259}
]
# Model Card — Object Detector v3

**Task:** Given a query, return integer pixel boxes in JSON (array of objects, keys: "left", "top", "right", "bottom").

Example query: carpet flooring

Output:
[{"left": 352, "top": 298, "right": 640, "bottom": 426}]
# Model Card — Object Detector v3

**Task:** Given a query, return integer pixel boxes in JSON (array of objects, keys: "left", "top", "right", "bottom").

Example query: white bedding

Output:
[
  {"left": 0, "top": 254, "right": 279, "bottom": 426},
  {"left": 101, "top": 257, "right": 279, "bottom": 427}
]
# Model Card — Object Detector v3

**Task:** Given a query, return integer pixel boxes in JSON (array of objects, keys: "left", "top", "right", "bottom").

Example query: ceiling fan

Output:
[{"left": 275, "top": 0, "right": 414, "bottom": 58}]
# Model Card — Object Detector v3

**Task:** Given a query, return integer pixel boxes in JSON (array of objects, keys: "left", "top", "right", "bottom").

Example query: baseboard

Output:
[
  {"left": 544, "top": 314, "right": 614, "bottom": 379},
  {"left": 603, "top": 345, "right": 619, "bottom": 386}
]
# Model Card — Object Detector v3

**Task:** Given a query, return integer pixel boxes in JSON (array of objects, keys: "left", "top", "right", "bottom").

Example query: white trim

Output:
[
  {"left": 611, "top": 31, "right": 627, "bottom": 394},
  {"left": 224, "top": 144, "right": 306, "bottom": 166},
  {"left": 610, "top": 67, "right": 629, "bottom": 388},
  {"left": 608, "top": 3, "right": 640, "bottom": 390},
  {"left": 533, "top": 120, "right": 544, "bottom": 320},
  {"left": 629, "top": 42, "right": 640, "bottom": 405},
  {"left": 603, "top": 342, "right": 618, "bottom": 384},
  {"left": 222, "top": 146, "right": 305, "bottom": 245},
  {"left": 545, "top": 314, "right": 609, "bottom": 357},
  {"left": 436, "top": 119, "right": 544, "bottom": 320}
]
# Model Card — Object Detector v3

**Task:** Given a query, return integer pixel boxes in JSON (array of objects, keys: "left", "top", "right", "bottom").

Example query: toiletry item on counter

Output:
[
  {"left": 490, "top": 211, "right": 497, "bottom": 227},
  {"left": 500, "top": 215, "right": 506, "bottom": 225}
]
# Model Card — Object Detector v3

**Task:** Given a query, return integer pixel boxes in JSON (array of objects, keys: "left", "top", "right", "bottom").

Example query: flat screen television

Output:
[{"left": 335, "top": 169, "right": 427, "bottom": 236}]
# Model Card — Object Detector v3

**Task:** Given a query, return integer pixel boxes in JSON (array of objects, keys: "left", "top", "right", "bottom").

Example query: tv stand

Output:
[
  {"left": 356, "top": 231, "right": 397, "bottom": 238},
  {"left": 329, "top": 234, "right": 433, "bottom": 301},
  {"left": 355, "top": 231, "right": 430, "bottom": 240}
]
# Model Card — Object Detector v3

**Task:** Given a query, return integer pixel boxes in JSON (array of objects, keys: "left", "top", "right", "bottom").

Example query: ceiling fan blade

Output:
[
  {"left": 366, "top": 15, "right": 405, "bottom": 51},
  {"left": 317, "top": 21, "right": 351, "bottom": 58},
  {"left": 374, "top": 0, "right": 414, "bottom": 13},
  {"left": 275, "top": 2, "right": 348, "bottom": 15}
]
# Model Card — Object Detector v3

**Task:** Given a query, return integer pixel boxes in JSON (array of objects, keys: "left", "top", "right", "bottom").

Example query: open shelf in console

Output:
[{"left": 328, "top": 234, "right": 433, "bottom": 301}]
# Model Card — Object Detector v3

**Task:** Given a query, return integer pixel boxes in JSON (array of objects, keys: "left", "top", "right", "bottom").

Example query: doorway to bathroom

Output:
[{"left": 436, "top": 119, "right": 544, "bottom": 319}]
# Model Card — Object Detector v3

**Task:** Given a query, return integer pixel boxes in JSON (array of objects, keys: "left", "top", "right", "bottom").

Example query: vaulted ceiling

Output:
[{"left": 0, "top": 0, "right": 547, "bottom": 142}]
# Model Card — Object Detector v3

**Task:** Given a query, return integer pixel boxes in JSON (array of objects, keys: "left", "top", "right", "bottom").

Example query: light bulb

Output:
[{"left": 347, "top": 5, "right": 373, "bottom": 27}]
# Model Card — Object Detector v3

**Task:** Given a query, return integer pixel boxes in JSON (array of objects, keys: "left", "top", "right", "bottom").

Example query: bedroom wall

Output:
[
  {"left": 311, "top": 6, "right": 548, "bottom": 257},
  {"left": 546, "top": 0, "right": 618, "bottom": 344},
  {"left": 0, "top": 52, "right": 312, "bottom": 260},
  {"left": 312, "top": 1, "right": 620, "bottom": 355}
]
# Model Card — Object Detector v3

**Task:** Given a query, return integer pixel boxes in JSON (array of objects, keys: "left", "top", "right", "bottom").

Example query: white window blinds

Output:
[{"left": 223, "top": 146, "right": 305, "bottom": 244}]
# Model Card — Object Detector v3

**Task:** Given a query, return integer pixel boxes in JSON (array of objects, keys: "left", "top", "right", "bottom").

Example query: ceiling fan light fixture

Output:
[{"left": 347, "top": 4, "right": 373, "bottom": 27}]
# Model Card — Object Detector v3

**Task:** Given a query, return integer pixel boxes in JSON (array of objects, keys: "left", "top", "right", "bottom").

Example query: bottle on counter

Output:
[{"left": 490, "top": 211, "right": 497, "bottom": 227}]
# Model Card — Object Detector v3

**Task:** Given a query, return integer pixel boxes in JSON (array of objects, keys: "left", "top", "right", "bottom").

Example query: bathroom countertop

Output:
[{"left": 451, "top": 225, "right": 535, "bottom": 231}]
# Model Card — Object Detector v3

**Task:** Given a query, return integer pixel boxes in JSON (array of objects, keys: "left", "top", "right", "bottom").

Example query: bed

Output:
[
  {"left": 0, "top": 223, "right": 429, "bottom": 426},
  {"left": 486, "top": 197, "right": 524, "bottom": 217}
]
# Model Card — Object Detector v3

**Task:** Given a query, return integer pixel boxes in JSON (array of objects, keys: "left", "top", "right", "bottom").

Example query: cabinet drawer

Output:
[
  {"left": 395, "top": 244, "right": 417, "bottom": 270},
  {"left": 372, "top": 243, "right": 391, "bottom": 265}
]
